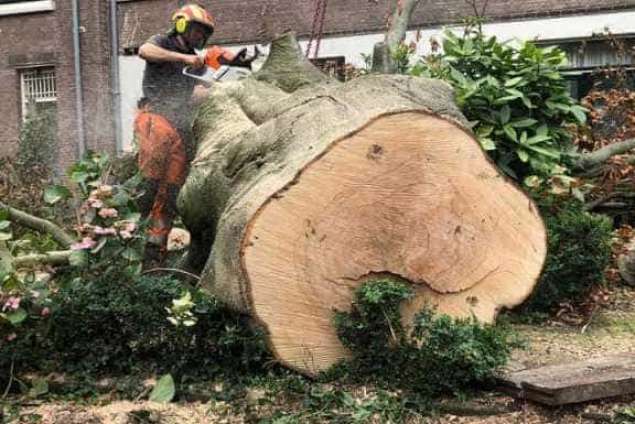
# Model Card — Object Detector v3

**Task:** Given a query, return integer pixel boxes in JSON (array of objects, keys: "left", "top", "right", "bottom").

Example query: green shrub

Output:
[
  {"left": 0, "top": 273, "right": 270, "bottom": 382},
  {"left": 522, "top": 194, "right": 613, "bottom": 312},
  {"left": 48, "top": 273, "right": 270, "bottom": 376},
  {"left": 410, "top": 25, "right": 586, "bottom": 180},
  {"left": 332, "top": 279, "right": 519, "bottom": 396},
  {"left": 16, "top": 104, "right": 57, "bottom": 180}
]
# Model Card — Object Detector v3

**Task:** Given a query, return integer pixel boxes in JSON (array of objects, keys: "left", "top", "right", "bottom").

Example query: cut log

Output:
[
  {"left": 498, "top": 354, "right": 635, "bottom": 405},
  {"left": 178, "top": 33, "right": 547, "bottom": 376}
]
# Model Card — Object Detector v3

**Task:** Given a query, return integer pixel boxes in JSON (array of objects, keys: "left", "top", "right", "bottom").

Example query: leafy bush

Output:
[
  {"left": 16, "top": 104, "right": 57, "bottom": 180},
  {"left": 411, "top": 25, "right": 586, "bottom": 180},
  {"left": 332, "top": 279, "right": 519, "bottom": 396},
  {"left": 46, "top": 273, "right": 270, "bottom": 377},
  {"left": 522, "top": 193, "right": 613, "bottom": 312}
]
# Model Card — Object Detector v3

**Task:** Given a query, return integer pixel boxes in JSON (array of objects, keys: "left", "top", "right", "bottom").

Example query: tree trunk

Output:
[{"left": 178, "top": 33, "right": 547, "bottom": 376}]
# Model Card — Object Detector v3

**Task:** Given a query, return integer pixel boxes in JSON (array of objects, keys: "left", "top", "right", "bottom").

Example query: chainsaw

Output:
[{"left": 182, "top": 46, "right": 259, "bottom": 84}]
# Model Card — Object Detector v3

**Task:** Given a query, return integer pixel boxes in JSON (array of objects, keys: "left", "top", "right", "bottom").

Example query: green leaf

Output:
[
  {"left": 70, "top": 171, "right": 90, "bottom": 185},
  {"left": 570, "top": 105, "right": 587, "bottom": 124},
  {"left": 479, "top": 138, "right": 497, "bottom": 151},
  {"left": 525, "top": 144, "right": 561, "bottom": 159},
  {"left": 149, "top": 374, "right": 175, "bottom": 403},
  {"left": 6, "top": 308, "right": 27, "bottom": 325},
  {"left": 504, "top": 76, "right": 524, "bottom": 87},
  {"left": 29, "top": 378, "right": 49, "bottom": 398},
  {"left": 43, "top": 185, "right": 72, "bottom": 205},
  {"left": 69, "top": 250, "right": 88, "bottom": 268},
  {"left": 499, "top": 105, "right": 511, "bottom": 125},
  {"left": 0, "top": 209, "right": 8, "bottom": 221},
  {"left": 503, "top": 125, "right": 518, "bottom": 142},
  {"left": 122, "top": 248, "right": 142, "bottom": 262},
  {"left": 511, "top": 118, "right": 538, "bottom": 128},
  {"left": 526, "top": 134, "right": 551, "bottom": 145},
  {"left": 0, "top": 221, "right": 10, "bottom": 231},
  {"left": 517, "top": 149, "right": 529, "bottom": 163}
]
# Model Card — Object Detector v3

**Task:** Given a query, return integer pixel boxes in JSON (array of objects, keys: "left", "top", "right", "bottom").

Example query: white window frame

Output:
[
  {"left": 0, "top": 1, "right": 55, "bottom": 16},
  {"left": 20, "top": 66, "right": 57, "bottom": 121}
]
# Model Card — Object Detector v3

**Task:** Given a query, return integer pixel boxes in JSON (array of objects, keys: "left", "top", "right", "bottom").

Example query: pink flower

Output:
[
  {"left": 71, "top": 237, "right": 97, "bottom": 250},
  {"left": 6, "top": 333, "right": 17, "bottom": 342},
  {"left": 119, "top": 230, "right": 133, "bottom": 239},
  {"left": 2, "top": 296, "right": 21, "bottom": 312},
  {"left": 87, "top": 198, "right": 104, "bottom": 209},
  {"left": 124, "top": 222, "right": 137, "bottom": 233},
  {"left": 98, "top": 208, "right": 118, "bottom": 219},
  {"left": 94, "top": 226, "right": 117, "bottom": 236},
  {"left": 41, "top": 307, "right": 51, "bottom": 317}
]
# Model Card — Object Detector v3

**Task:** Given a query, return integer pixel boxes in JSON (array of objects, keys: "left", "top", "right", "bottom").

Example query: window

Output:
[
  {"left": 20, "top": 67, "right": 57, "bottom": 120},
  {"left": 0, "top": 0, "right": 54, "bottom": 16}
]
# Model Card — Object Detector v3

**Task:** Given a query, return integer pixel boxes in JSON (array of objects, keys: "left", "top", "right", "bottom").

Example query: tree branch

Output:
[
  {"left": 0, "top": 202, "right": 75, "bottom": 249},
  {"left": 372, "top": 0, "right": 423, "bottom": 74},
  {"left": 574, "top": 138, "right": 635, "bottom": 170},
  {"left": 13, "top": 250, "right": 72, "bottom": 267}
]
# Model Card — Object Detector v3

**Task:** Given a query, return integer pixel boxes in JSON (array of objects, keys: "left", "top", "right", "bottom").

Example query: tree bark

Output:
[
  {"left": 371, "top": 0, "right": 423, "bottom": 74},
  {"left": 574, "top": 138, "right": 635, "bottom": 170},
  {"left": 13, "top": 250, "right": 72, "bottom": 267},
  {"left": 0, "top": 202, "right": 75, "bottom": 249},
  {"left": 178, "top": 32, "right": 547, "bottom": 376}
]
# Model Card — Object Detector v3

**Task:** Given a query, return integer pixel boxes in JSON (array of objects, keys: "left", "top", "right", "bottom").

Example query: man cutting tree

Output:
[{"left": 135, "top": 3, "right": 237, "bottom": 266}]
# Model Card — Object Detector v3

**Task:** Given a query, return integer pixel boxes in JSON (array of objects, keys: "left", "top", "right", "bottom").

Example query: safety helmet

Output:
[{"left": 171, "top": 4, "right": 215, "bottom": 35}]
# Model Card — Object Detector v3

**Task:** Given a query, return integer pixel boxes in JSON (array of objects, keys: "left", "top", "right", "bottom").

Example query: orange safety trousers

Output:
[{"left": 134, "top": 110, "right": 188, "bottom": 249}]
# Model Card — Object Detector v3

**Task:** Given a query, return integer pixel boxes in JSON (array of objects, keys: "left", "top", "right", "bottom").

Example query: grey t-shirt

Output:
[{"left": 141, "top": 33, "right": 197, "bottom": 133}]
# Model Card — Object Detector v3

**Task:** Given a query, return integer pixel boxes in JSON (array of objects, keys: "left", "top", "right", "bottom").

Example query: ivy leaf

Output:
[
  {"left": 0, "top": 221, "right": 10, "bottom": 231},
  {"left": 149, "top": 374, "right": 175, "bottom": 403},
  {"left": 44, "top": 185, "right": 72, "bottom": 205}
]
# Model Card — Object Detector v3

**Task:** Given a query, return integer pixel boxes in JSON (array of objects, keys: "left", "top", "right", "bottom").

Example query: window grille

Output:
[{"left": 20, "top": 67, "right": 56, "bottom": 119}]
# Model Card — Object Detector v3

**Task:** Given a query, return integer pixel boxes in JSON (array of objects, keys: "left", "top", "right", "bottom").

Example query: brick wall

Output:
[
  {"left": 120, "top": 0, "right": 635, "bottom": 49},
  {"left": 0, "top": 0, "right": 115, "bottom": 173}
]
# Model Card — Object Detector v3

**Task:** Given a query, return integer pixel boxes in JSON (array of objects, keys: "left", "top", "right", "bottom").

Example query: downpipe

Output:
[{"left": 71, "top": 0, "right": 86, "bottom": 157}]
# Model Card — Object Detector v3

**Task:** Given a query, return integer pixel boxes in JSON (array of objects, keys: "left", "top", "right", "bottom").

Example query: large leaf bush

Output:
[{"left": 411, "top": 25, "right": 587, "bottom": 180}]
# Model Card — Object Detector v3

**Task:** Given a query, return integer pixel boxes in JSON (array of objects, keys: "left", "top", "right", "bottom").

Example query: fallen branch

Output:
[
  {"left": 13, "top": 250, "right": 72, "bottom": 267},
  {"left": 141, "top": 267, "right": 201, "bottom": 283},
  {"left": 574, "top": 138, "right": 635, "bottom": 170},
  {"left": 0, "top": 202, "right": 75, "bottom": 248}
]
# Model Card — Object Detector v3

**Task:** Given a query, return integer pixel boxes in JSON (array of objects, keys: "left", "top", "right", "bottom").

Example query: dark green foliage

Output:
[
  {"left": 332, "top": 279, "right": 518, "bottom": 396},
  {"left": 16, "top": 104, "right": 57, "bottom": 180},
  {"left": 522, "top": 194, "right": 613, "bottom": 312},
  {"left": 48, "top": 274, "right": 270, "bottom": 376},
  {"left": 0, "top": 274, "right": 270, "bottom": 384}
]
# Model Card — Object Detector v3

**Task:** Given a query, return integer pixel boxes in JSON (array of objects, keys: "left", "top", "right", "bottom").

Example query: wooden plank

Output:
[{"left": 498, "top": 353, "right": 635, "bottom": 405}]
